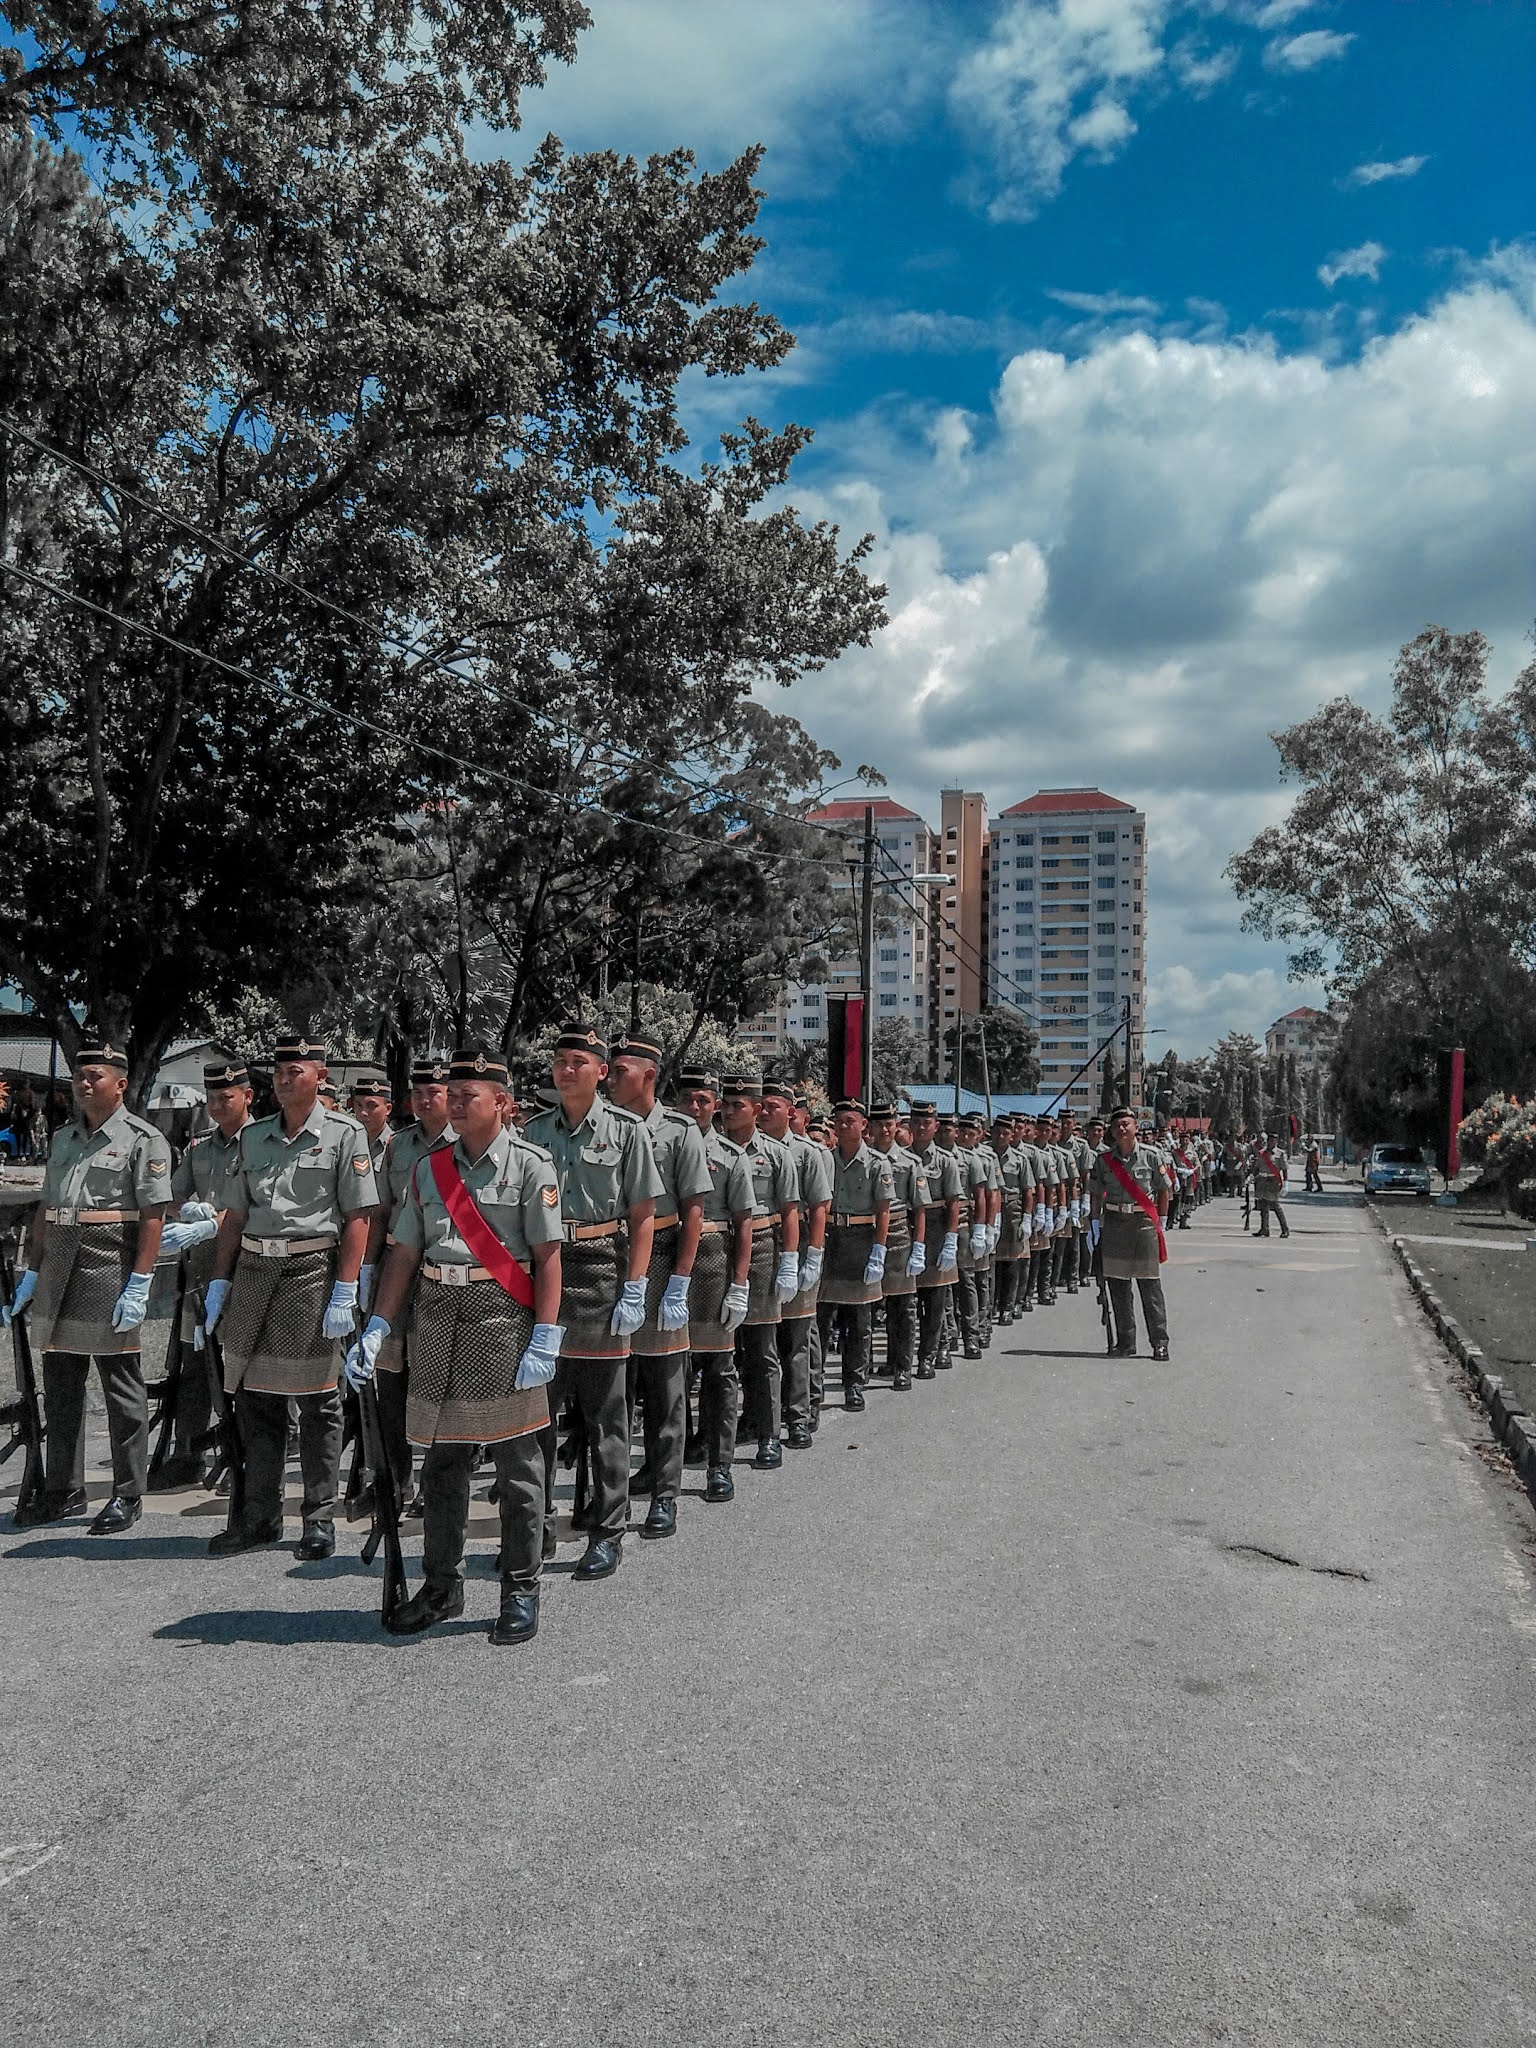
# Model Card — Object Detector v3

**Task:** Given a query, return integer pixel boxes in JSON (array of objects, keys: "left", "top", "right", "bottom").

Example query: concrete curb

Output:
[{"left": 1380, "top": 1220, "right": 1536, "bottom": 1507}]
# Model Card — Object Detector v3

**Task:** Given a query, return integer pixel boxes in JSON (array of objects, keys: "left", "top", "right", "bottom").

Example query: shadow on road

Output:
[
  {"left": 2, "top": 1532, "right": 218, "bottom": 1561},
  {"left": 1001, "top": 1346, "right": 1117, "bottom": 1361},
  {"left": 154, "top": 1606, "right": 431, "bottom": 1647}
]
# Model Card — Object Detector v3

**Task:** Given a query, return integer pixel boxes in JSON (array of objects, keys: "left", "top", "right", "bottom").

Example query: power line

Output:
[{"left": 0, "top": 559, "right": 856, "bottom": 880}]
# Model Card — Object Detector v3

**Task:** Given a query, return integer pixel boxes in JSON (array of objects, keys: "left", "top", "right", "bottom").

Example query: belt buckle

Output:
[
  {"left": 261, "top": 1237, "right": 286, "bottom": 1258},
  {"left": 55, "top": 1206, "right": 77, "bottom": 1227},
  {"left": 563, "top": 1221, "right": 581, "bottom": 1243},
  {"left": 442, "top": 1264, "right": 469, "bottom": 1288}
]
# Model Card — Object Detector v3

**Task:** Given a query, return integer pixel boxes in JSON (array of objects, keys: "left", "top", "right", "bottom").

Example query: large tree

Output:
[
  {"left": 0, "top": 5, "right": 885, "bottom": 1100},
  {"left": 942, "top": 1007, "right": 1041, "bottom": 1096}
]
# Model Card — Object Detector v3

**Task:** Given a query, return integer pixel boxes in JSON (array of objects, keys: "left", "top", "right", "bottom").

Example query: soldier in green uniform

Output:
[
  {"left": 950, "top": 1115, "right": 992, "bottom": 1358},
  {"left": 759, "top": 1078, "right": 831, "bottom": 1451},
  {"left": 522, "top": 1024, "right": 662, "bottom": 1580},
  {"left": 348, "top": 1071, "right": 394, "bottom": 1184},
  {"left": 815, "top": 1099, "right": 894, "bottom": 1411},
  {"left": 606, "top": 1034, "right": 712, "bottom": 1540},
  {"left": 202, "top": 1033, "right": 378, "bottom": 1560},
  {"left": 1030, "top": 1112, "right": 1061, "bottom": 1308},
  {"left": 990, "top": 1112, "right": 1028, "bottom": 1326},
  {"left": 151, "top": 1054, "right": 254, "bottom": 1487},
  {"left": 865, "top": 1101, "right": 928, "bottom": 1390},
  {"left": 5, "top": 1038, "right": 172, "bottom": 1531},
  {"left": 674, "top": 1067, "right": 755, "bottom": 1502},
  {"left": 717, "top": 1076, "right": 800, "bottom": 1477},
  {"left": 907, "top": 1101, "right": 962, "bottom": 1375},
  {"left": 369, "top": 1055, "right": 456, "bottom": 1500},
  {"left": 1089, "top": 1106, "right": 1172, "bottom": 1359},
  {"left": 347, "top": 1044, "right": 563, "bottom": 1643},
  {"left": 1059, "top": 1109, "right": 1094, "bottom": 1293}
]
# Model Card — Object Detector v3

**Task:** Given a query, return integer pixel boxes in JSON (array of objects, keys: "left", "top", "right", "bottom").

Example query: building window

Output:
[
  {"left": 1042, "top": 857, "right": 1060, "bottom": 870},
  {"left": 1069, "top": 972, "right": 1089, "bottom": 984},
  {"left": 1041, "top": 834, "right": 1060, "bottom": 847},
  {"left": 879, "top": 994, "right": 898, "bottom": 1008},
  {"left": 1015, "top": 855, "right": 1034, "bottom": 869},
  {"left": 1097, "top": 830, "right": 1116, "bottom": 844},
  {"left": 1096, "top": 853, "right": 1115, "bottom": 867},
  {"left": 1097, "top": 969, "right": 1115, "bottom": 982},
  {"left": 879, "top": 947, "right": 898, "bottom": 963},
  {"left": 1070, "top": 833, "right": 1090, "bottom": 845}
]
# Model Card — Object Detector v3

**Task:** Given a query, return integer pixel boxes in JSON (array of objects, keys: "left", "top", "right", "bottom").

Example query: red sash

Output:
[
  {"left": 1105, "top": 1154, "right": 1168, "bottom": 1264},
  {"left": 1254, "top": 1146, "right": 1282, "bottom": 1181},
  {"left": 428, "top": 1150, "right": 535, "bottom": 1310}
]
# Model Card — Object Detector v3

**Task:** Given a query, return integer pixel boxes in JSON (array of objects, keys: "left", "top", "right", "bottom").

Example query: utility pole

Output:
[
  {"left": 953, "top": 1013, "right": 964, "bottom": 1118},
  {"left": 978, "top": 1010, "right": 993, "bottom": 1121},
  {"left": 859, "top": 804, "right": 876, "bottom": 1106},
  {"left": 1123, "top": 994, "right": 1134, "bottom": 1112}
]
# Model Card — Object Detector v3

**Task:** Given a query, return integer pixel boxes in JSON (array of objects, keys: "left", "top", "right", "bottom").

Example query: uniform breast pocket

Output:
[{"left": 578, "top": 1145, "right": 622, "bottom": 1194}]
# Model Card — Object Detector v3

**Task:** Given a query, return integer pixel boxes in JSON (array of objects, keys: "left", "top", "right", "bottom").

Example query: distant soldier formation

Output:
[{"left": 1, "top": 1029, "right": 1317, "bottom": 1646}]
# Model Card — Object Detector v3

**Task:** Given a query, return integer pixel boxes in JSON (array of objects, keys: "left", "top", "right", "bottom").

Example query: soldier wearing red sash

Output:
[
  {"left": 1088, "top": 1107, "right": 1172, "bottom": 1360},
  {"left": 348, "top": 1045, "right": 563, "bottom": 1643}
]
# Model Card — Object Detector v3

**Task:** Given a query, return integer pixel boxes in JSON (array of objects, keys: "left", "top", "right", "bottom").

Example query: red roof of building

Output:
[
  {"left": 807, "top": 798, "right": 926, "bottom": 825},
  {"left": 1000, "top": 789, "right": 1136, "bottom": 816},
  {"left": 1274, "top": 1006, "right": 1331, "bottom": 1025}
]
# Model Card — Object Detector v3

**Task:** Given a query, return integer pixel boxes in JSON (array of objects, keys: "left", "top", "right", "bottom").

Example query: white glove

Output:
[
  {"left": 988, "top": 1221, "right": 1001, "bottom": 1251},
  {"left": 799, "top": 1245, "right": 824, "bottom": 1291},
  {"left": 969, "top": 1225, "right": 988, "bottom": 1260},
  {"left": 1069, "top": 1200, "right": 1082, "bottom": 1227},
  {"left": 721, "top": 1281, "right": 750, "bottom": 1331},
  {"left": 774, "top": 1251, "right": 800, "bottom": 1300},
  {"left": 515, "top": 1322, "right": 563, "bottom": 1389},
  {"left": 161, "top": 1215, "right": 218, "bottom": 1255},
  {"left": 938, "top": 1231, "right": 959, "bottom": 1272},
  {"left": 110, "top": 1271, "right": 152, "bottom": 1332},
  {"left": 343, "top": 1315, "right": 390, "bottom": 1388},
  {"left": 1088, "top": 1218, "right": 1102, "bottom": 1250},
  {"left": 322, "top": 1280, "right": 359, "bottom": 1339},
  {"left": 180, "top": 1200, "right": 218, "bottom": 1223},
  {"left": 202, "top": 1276, "right": 230, "bottom": 1333},
  {"left": 358, "top": 1262, "right": 376, "bottom": 1312},
  {"left": 863, "top": 1243, "right": 886, "bottom": 1286},
  {"left": 2, "top": 1268, "right": 36, "bottom": 1326},
  {"left": 1043, "top": 1208, "right": 1056, "bottom": 1235},
  {"left": 658, "top": 1273, "right": 691, "bottom": 1331},
  {"left": 906, "top": 1242, "right": 927, "bottom": 1279},
  {"left": 610, "top": 1278, "right": 647, "bottom": 1335}
]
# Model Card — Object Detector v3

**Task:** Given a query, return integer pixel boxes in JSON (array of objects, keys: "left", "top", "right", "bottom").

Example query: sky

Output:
[{"left": 516, "top": 0, "right": 1536, "bottom": 1054}]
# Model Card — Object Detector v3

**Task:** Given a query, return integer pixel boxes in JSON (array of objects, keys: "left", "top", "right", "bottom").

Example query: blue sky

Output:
[{"left": 518, "top": 0, "right": 1536, "bottom": 1053}]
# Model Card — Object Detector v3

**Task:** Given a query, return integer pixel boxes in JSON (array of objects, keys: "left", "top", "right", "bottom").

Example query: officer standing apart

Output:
[
  {"left": 1250, "top": 1131, "right": 1291, "bottom": 1239},
  {"left": 5, "top": 1038, "right": 171, "bottom": 1531},
  {"left": 1089, "top": 1106, "right": 1172, "bottom": 1361},
  {"left": 865, "top": 1102, "right": 928, "bottom": 1390},
  {"left": 368, "top": 1055, "right": 456, "bottom": 1502},
  {"left": 718, "top": 1076, "right": 800, "bottom": 1470},
  {"left": 759, "top": 1077, "right": 830, "bottom": 1449},
  {"left": 815, "top": 1099, "right": 894, "bottom": 1411},
  {"left": 606, "top": 1034, "right": 712, "bottom": 1540},
  {"left": 906, "top": 1102, "right": 962, "bottom": 1374},
  {"left": 347, "top": 1045, "right": 563, "bottom": 1644},
  {"left": 523, "top": 1025, "right": 661, "bottom": 1581},
  {"left": 674, "top": 1068, "right": 755, "bottom": 1504},
  {"left": 202, "top": 1033, "right": 378, "bottom": 1560},
  {"left": 153, "top": 1053, "right": 254, "bottom": 1488}
]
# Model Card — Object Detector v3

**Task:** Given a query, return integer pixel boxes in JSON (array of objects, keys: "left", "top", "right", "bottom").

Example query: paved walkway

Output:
[{"left": 5, "top": 1193, "right": 1535, "bottom": 2044}]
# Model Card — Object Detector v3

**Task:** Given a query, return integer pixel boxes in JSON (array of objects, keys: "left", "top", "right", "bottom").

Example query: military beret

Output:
[
  {"left": 721, "top": 1074, "right": 762, "bottom": 1100},
  {"left": 202, "top": 1056, "right": 250, "bottom": 1089},
  {"left": 832, "top": 1097, "right": 868, "bottom": 1117},
  {"left": 410, "top": 1056, "right": 451, "bottom": 1086},
  {"left": 74, "top": 1037, "right": 129, "bottom": 1072},
  {"left": 449, "top": 1044, "right": 509, "bottom": 1085},
  {"left": 348, "top": 1069, "right": 391, "bottom": 1098},
  {"left": 554, "top": 1022, "right": 608, "bottom": 1060},
  {"left": 761, "top": 1077, "right": 796, "bottom": 1104},
  {"left": 674, "top": 1067, "right": 719, "bottom": 1094},
  {"left": 612, "top": 1034, "right": 664, "bottom": 1067},
  {"left": 273, "top": 1031, "right": 327, "bottom": 1063}
]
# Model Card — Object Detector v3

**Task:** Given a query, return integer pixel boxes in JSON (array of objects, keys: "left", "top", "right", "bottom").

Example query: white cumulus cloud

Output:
[
  {"left": 779, "top": 254, "right": 1536, "bottom": 1052},
  {"left": 1265, "top": 28, "right": 1355, "bottom": 70},
  {"left": 1345, "top": 153, "right": 1428, "bottom": 187},
  {"left": 1318, "top": 240, "right": 1387, "bottom": 288}
]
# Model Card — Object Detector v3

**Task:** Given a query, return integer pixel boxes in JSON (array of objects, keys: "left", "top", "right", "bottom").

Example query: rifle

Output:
[
  {"left": 144, "top": 1259, "right": 187, "bottom": 1480},
  {"left": 355, "top": 1376, "right": 407, "bottom": 1625},
  {"left": 0, "top": 1234, "right": 45, "bottom": 1518},
  {"left": 1092, "top": 1235, "right": 1114, "bottom": 1357},
  {"left": 195, "top": 1287, "right": 246, "bottom": 1531},
  {"left": 1241, "top": 1173, "right": 1252, "bottom": 1232}
]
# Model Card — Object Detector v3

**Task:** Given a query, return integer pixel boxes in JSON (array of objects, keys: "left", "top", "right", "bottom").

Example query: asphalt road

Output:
[{"left": 5, "top": 1189, "right": 1536, "bottom": 2046}]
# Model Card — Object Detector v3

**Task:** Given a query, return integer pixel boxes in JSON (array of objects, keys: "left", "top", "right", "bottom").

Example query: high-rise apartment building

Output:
[
  {"left": 743, "top": 786, "right": 1147, "bottom": 1102},
  {"left": 988, "top": 790, "right": 1145, "bottom": 1108}
]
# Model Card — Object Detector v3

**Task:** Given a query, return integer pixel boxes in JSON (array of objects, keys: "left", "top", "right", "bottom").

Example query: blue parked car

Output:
[{"left": 1364, "top": 1143, "right": 1431, "bottom": 1196}]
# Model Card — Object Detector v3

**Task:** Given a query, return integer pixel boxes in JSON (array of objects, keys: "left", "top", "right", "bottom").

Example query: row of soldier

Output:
[{"left": 3, "top": 1030, "right": 1175, "bottom": 1645}]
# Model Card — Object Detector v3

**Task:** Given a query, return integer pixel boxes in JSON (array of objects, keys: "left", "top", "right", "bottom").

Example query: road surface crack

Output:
[{"left": 1226, "top": 1542, "right": 1370, "bottom": 1581}]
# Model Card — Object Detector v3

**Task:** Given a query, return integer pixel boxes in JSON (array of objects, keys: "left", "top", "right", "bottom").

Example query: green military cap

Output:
[
  {"left": 348, "top": 1069, "right": 391, "bottom": 1099},
  {"left": 674, "top": 1066, "right": 719, "bottom": 1094},
  {"left": 449, "top": 1043, "right": 510, "bottom": 1085},
  {"left": 867, "top": 1100, "right": 897, "bottom": 1120},
  {"left": 908, "top": 1099, "right": 937, "bottom": 1115},
  {"left": 761, "top": 1077, "right": 796, "bottom": 1104},
  {"left": 612, "top": 1033, "right": 664, "bottom": 1067},
  {"left": 74, "top": 1036, "right": 129, "bottom": 1072},
  {"left": 721, "top": 1074, "right": 762, "bottom": 1100},
  {"left": 202, "top": 1054, "right": 250, "bottom": 1088},
  {"left": 832, "top": 1096, "right": 868, "bottom": 1117},
  {"left": 794, "top": 1092, "right": 809, "bottom": 1112},
  {"left": 554, "top": 1021, "right": 608, "bottom": 1060},
  {"left": 410, "top": 1055, "right": 451, "bottom": 1086},
  {"left": 273, "top": 1030, "right": 327, "bottom": 1063}
]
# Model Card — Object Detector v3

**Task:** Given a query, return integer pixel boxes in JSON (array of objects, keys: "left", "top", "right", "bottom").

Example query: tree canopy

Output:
[{"left": 0, "top": 3, "right": 885, "bottom": 1099}]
